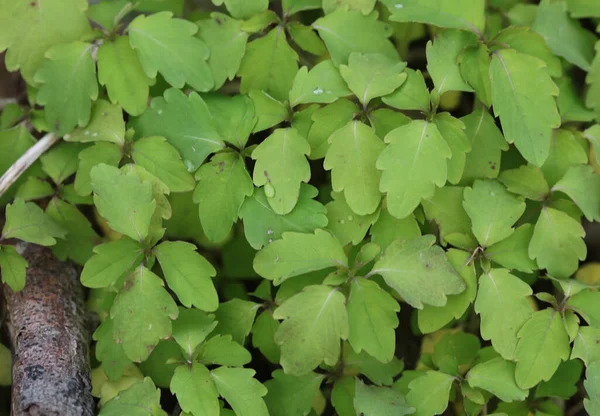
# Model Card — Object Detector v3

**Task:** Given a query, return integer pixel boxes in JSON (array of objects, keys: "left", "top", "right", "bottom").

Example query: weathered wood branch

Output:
[{"left": 1, "top": 243, "right": 94, "bottom": 416}]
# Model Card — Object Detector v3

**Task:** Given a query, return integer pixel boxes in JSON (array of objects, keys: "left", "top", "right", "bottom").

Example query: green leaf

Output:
[
  {"left": 586, "top": 41, "right": 600, "bottom": 118},
  {"left": 75, "top": 142, "right": 122, "bottom": 196},
  {"left": 463, "top": 179, "right": 526, "bottom": 247},
  {"left": 65, "top": 99, "right": 126, "bottom": 145},
  {"left": 197, "top": 13, "right": 249, "bottom": 90},
  {"left": 540, "top": 129, "right": 588, "bottom": 187},
  {"left": 384, "top": 0, "right": 485, "bottom": 34},
  {"left": 459, "top": 44, "right": 492, "bottom": 107},
  {"left": 370, "top": 207, "right": 421, "bottom": 251},
  {"left": 460, "top": 106, "right": 508, "bottom": 182},
  {"left": 339, "top": 53, "right": 406, "bottom": 106},
  {"left": 515, "top": 309, "right": 570, "bottom": 389},
  {"left": 46, "top": 198, "right": 99, "bottom": 265},
  {"left": 536, "top": 359, "right": 582, "bottom": 399},
  {"left": 572, "top": 326, "right": 600, "bottom": 365},
  {"left": 273, "top": 285, "right": 349, "bottom": 375},
  {"left": 129, "top": 12, "right": 213, "bottom": 91},
  {"left": 238, "top": 27, "right": 298, "bottom": 102},
  {"left": 567, "top": 289, "right": 600, "bottom": 327},
  {"left": 354, "top": 379, "right": 415, "bottom": 416},
  {"left": 323, "top": 0, "right": 377, "bottom": 14},
  {"left": 475, "top": 269, "right": 533, "bottom": 360},
  {"left": 253, "top": 229, "right": 347, "bottom": 284},
  {"left": 198, "top": 335, "right": 251, "bottom": 366},
  {"left": 417, "top": 249, "right": 477, "bottom": 334},
  {"left": 171, "top": 363, "right": 219, "bottom": 416},
  {"left": 347, "top": 277, "right": 400, "bottom": 363},
  {"left": 131, "top": 88, "right": 225, "bottom": 171},
  {"left": 287, "top": 23, "right": 326, "bottom": 56},
  {"left": 249, "top": 90, "right": 288, "bottom": 133},
  {"left": 282, "top": 0, "right": 321, "bottom": 16},
  {"left": 566, "top": 0, "right": 600, "bottom": 17},
  {"left": 584, "top": 361, "right": 600, "bottom": 415},
  {"left": 368, "top": 108, "right": 411, "bottom": 139},
  {"left": 0, "top": 245, "right": 27, "bottom": 292},
  {"left": 171, "top": 308, "right": 217, "bottom": 355},
  {"left": 422, "top": 186, "right": 473, "bottom": 247},
  {"left": 332, "top": 377, "right": 355, "bottom": 416},
  {"left": 307, "top": 99, "right": 358, "bottom": 159},
  {"left": 382, "top": 69, "right": 430, "bottom": 112},
  {"left": 91, "top": 164, "right": 156, "bottom": 241},
  {"left": 203, "top": 94, "right": 256, "bottom": 149},
  {"left": 289, "top": 60, "right": 351, "bottom": 107},
  {"left": 324, "top": 121, "right": 384, "bottom": 215},
  {"left": 325, "top": 193, "right": 379, "bottom": 246},
  {"left": 433, "top": 332, "right": 480, "bottom": 375},
  {"left": 39, "top": 141, "right": 84, "bottom": 185},
  {"left": 498, "top": 165, "right": 549, "bottom": 201},
  {"left": 434, "top": 113, "right": 471, "bottom": 185},
  {"left": 489, "top": 49, "right": 560, "bottom": 167},
  {"left": 131, "top": 136, "right": 194, "bottom": 193},
  {"left": 252, "top": 310, "right": 280, "bottom": 363},
  {"left": 15, "top": 177, "right": 53, "bottom": 202},
  {"left": 345, "top": 346, "right": 404, "bottom": 385},
  {"left": 34, "top": 41, "right": 98, "bottom": 135},
  {"left": 312, "top": 9, "right": 398, "bottom": 66},
  {"left": 372, "top": 235, "right": 466, "bottom": 309},
  {"left": 213, "top": 0, "right": 268, "bottom": 19},
  {"left": 251, "top": 128, "right": 311, "bottom": 215},
  {"left": 240, "top": 184, "right": 328, "bottom": 250},
  {"left": 426, "top": 30, "right": 476, "bottom": 95},
  {"left": 193, "top": 152, "right": 252, "bottom": 242},
  {"left": 264, "top": 370, "right": 324, "bottom": 416},
  {"left": 154, "top": 241, "right": 218, "bottom": 312},
  {"left": 94, "top": 318, "right": 132, "bottom": 381},
  {"left": 1, "top": 198, "right": 65, "bottom": 245},
  {"left": 529, "top": 207, "right": 586, "bottom": 279},
  {"left": 110, "top": 266, "right": 179, "bottom": 362},
  {"left": 97, "top": 36, "right": 153, "bottom": 116},
  {"left": 467, "top": 357, "right": 528, "bottom": 402},
  {"left": 99, "top": 378, "right": 165, "bottom": 416},
  {"left": 552, "top": 165, "right": 600, "bottom": 222},
  {"left": 585, "top": 125, "right": 600, "bottom": 165},
  {"left": 532, "top": 0, "right": 595, "bottom": 71},
  {"left": 377, "top": 120, "right": 451, "bottom": 219},
  {"left": 406, "top": 371, "right": 455, "bottom": 416},
  {"left": 0, "top": 0, "right": 92, "bottom": 84},
  {"left": 80, "top": 238, "right": 143, "bottom": 288},
  {"left": 214, "top": 299, "right": 260, "bottom": 345},
  {"left": 556, "top": 76, "right": 597, "bottom": 123},
  {"left": 210, "top": 367, "right": 268, "bottom": 416},
  {"left": 485, "top": 224, "right": 538, "bottom": 273}
]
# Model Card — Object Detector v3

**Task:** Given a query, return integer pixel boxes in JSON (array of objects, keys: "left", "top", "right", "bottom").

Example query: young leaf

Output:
[
  {"left": 324, "top": 121, "right": 384, "bottom": 215},
  {"left": 197, "top": 13, "right": 249, "bottom": 90},
  {"left": 485, "top": 224, "right": 538, "bottom": 273},
  {"left": 0, "top": 0, "right": 92, "bottom": 84},
  {"left": 80, "top": 238, "right": 143, "bottom": 288},
  {"left": 0, "top": 245, "right": 27, "bottom": 292},
  {"left": 529, "top": 207, "right": 586, "bottom": 279},
  {"left": 515, "top": 309, "right": 570, "bottom": 389},
  {"left": 339, "top": 53, "right": 407, "bottom": 106},
  {"left": 377, "top": 120, "right": 451, "bottom": 219},
  {"left": 249, "top": 90, "right": 288, "bottom": 133},
  {"left": 289, "top": 60, "right": 351, "bottom": 107},
  {"left": 370, "top": 207, "right": 421, "bottom": 251},
  {"left": 307, "top": 99, "right": 359, "bottom": 159},
  {"left": 99, "top": 377, "right": 164, "bottom": 416},
  {"left": 459, "top": 44, "right": 492, "bottom": 107},
  {"left": 552, "top": 165, "right": 600, "bottom": 222},
  {"left": 154, "top": 241, "right": 218, "bottom": 312},
  {"left": 417, "top": 249, "right": 477, "bottom": 334},
  {"left": 131, "top": 88, "right": 225, "bottom": 171},
  {"left": 240, "top": 184, "right": 328, "bottom": 250},
  {"left": 251, "top": 128, "right": 311, "bottom": 215},
  {"left": 489, "top": 49, "right": 560, "bottom": 167},
  {"left": 203, "top": 94, "right": 256, "bottom": 149},
  {"left": 354, "top": 379, "right": 415, "bottom": 416},
  {"left": 347, "top": 277, "right": 400, "bottom": 363},
  {"left": 263, "top": 370, "right": 324, "bottom": 416},
  {"left": 382, "top": 68, "right": 430, "bottom": 112},
  {"left": 210, "top": 367, "right": 268, "bottom": 416},
  {"left": 129, "top": 12, "right": 213, "bottom": 91},
  {"left": 467, "top": 357, "right": 528, "bottom": 403},
  {"left": 1, "top": 198, "right": 65, "bottom": 245},
  {"left": 498, "top": 165, "right": 549, "bottom": 201},
  {"left": 312, "top": 9, "right": 398, "bottom": 65},
  {"left": 325, "top": 193, "right": 380, "bottom": 246},
  {"left": 197, "top": 335, "right": 251, "bottom": 367},
  {"left": 406, "top": 371, "right": 455, "bottom": 416},
  {"left": 34, "top": 41, "right": 98, "bottom": 135},
  {"left": 567, "top": 289, "right": 600, "bottom": 327},
  {"left": 273, "top": 285, "right": 349, "bottom": 375},
  {"left": 171, "top": 308, "right": 217, "bottom": 355},
  {"left": 90, "top": 164, "right": 156, "bottom": 242},
  {"left": 97, "top": 36, "right": 153, "bottom": 116},
  {"left": 426, "top": 30, "right": 476, "bottom": 95},
  {"left": 65, "top": 100, "right": 126, "bottom": 145},
  {"left": 434, "top": 113, "right": 471, "bottom": 185},
  {"left": 238, "top": 27, "right": 298, "bottom": 102},
  {"left": 171, "top": 363, "right": 219, "bottom": 416},
  {"left": 214, "top": 299, "right": 261, "bottom": 345},
  {"left": 253, "top": 229, "right": 347, "bottom": 285},
  {"left": 371, "top": 235, "right": 466, "bottom": 309},
  {"left": 475, "top": 269, "right": 533, "bottom": 360},
  {"left": 463, "top": 179, "right": 526, "bottom": 247},
  {"left": 110, "top": 266, "right": 179, "bottom": 362},
  {"left": 287, "top": 23, "right": 326, "bottom": 56},
  {"left": 93, "top": 318, "right": 132, "bottom": 381},
  {"left": 75, "top": 142, "right": 123, "bottom": 196}
]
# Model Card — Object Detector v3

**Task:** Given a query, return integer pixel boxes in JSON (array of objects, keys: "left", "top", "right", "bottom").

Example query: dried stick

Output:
[{"left": 2, "top": 244, "right": 94, "bottom": 416}]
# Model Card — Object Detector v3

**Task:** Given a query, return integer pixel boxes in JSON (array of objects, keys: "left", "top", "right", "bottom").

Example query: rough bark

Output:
[{"left": 1, "top": 243, "right": 94, "bottom": 416}]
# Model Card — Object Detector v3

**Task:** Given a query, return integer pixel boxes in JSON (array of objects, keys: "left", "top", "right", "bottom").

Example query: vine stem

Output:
[{"left": 0, "top": 132, "right": 59, "bottom": 198}]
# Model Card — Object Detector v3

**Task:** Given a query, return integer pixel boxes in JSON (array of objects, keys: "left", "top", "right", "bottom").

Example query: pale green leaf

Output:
[
  {"left": 421, "top": 186, "right": 473, "bottom": 247},
  {"left": 540, "top": 129, "right": 588, "bottom": 187},
  {"left": 434, "top": 113, "right": 471, "bottom": 185},
  {"left": 214, "top": 299, "right": 261, "bottom": 345},
  {"left": 39, "top": 141, "right": 84, "bottom": 185},
  {"left": 80, "top": 238, "right": 143, "bottom": 288},
  {"left": 214, "top": 0, "right": 268, "bottom": 19},
  {"left": 198, "top": 335, "right": 251, "bottom": 367},
  {"left": 459, "top": 44, "right": 492, "bottom": 107},
  {"left": 289, "top": 60, "right": 351, "bottom": 107},
  {"left": 406, "top": 371, "right": 455, "bottom": 416},
  {"left": 171, "top": 363, "right": 219, "bottom": 416},
  {"left": 467, "top": 357, "right": 528, "bottom": 402},
  {"left": 306, "top": 99, "right": 358, "bottom": 159},
  {"left": 93, "top": 318, "right": 131, "bottom": 381},
  {"left": 354, "top": 379, "right": 415, "bottom": 416},
  {"left": 1, "top": 198, "right": 65, "bottom": 245},
  {"left": 202, "top": 94, "right": 256, "bottom": 149},
  {"left": 171, "top": 308, "right": 217, "bottom": 356},
  {"left": 426, "top": 30, "right": 476, "bottom": 95},
  {"left": 264, "top": 370, "right": 324, "bottom": 416},
  {"left": 382, "top": 69, "right": 430, "bottom": 112},
  {"left": 325, "top": 193, "right": 379, "bottom": 246},
  {"left": 251, "top": 310, "right": 280, "bottom": 363},
  {"left": 584, "top": 361, "right": 600, "bottom": 415},
  {"left": 566, "top": 0, "right": 600, "bottom": 17},
  {"left": 572, "top": 326, "right": 600, "bottom": 366},
  {"left": 567, "top": 289, "right": 600, "bottom": 327},
  {"left": 370, "top": 207, "right": 421, "bottom": 251},
  {"left": 99, "top": 378, "right": 165, "bottom": 416},
  {"left": 210, "top": 367, "right": 268, "bottom": 416},
  {"left": 249, "top": 90, "right": 288, "bottom": 133},
  {"left": 0, "top": 245, "right": 27, "bottom": 292},
  {"left": 586, "top": 41, "right": 600, "bottom": 118},
  {"left": 485, "top": 224, "right": 538, "bottom": 273},
  {"left": 536, "top": 359, "right": 582, "bottom": 399},
  {"left": 344, "top": 346, "right": 404, "bottom": 385},
  {"left": 556, "top": 76, "right": 596, "bottom": 122},
  {"left": 74, "top": 142, "right": 122, "bottom": 196},
  {"left": 552, "top": 165, "right": 600, "bottom": 222},
  {"left": 287, "top": 23, "right": 326, "bottom": 56},
  {"left": 65, "top": 99, "right": 126, "bottom": 145},
  {"left": 498, "top": 165, "right": 549, "bottom": 201},
  {"left": 15, "top": 176, "right": 53, "bottom": 202}
]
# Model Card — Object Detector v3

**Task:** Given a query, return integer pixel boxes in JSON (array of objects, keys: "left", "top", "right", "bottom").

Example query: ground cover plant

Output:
[{"left": 1, "top": 0, "right": 600, "bottom": 414}]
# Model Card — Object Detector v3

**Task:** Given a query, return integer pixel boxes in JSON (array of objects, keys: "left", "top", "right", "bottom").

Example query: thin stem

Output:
[{"left": 0, "top": 133, "right": 60, "bottom": 198}]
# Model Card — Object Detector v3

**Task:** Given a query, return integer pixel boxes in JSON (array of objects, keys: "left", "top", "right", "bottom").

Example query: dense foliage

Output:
[{"left": 1, "top": 0, "right": 600, "bottom": 414}]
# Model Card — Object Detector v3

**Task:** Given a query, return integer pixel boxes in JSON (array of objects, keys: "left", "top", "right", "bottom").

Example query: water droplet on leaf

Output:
[{"left": 265, "top": 183, "right": 275, "bottom": 198}]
